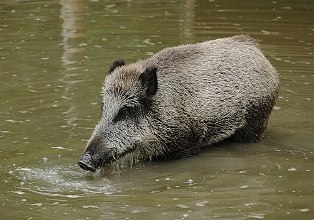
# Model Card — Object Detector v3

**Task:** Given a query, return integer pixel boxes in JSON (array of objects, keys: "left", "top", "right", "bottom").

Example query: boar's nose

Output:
[{"left": 78, "top": 153, "right": 96, "bottom": 173}]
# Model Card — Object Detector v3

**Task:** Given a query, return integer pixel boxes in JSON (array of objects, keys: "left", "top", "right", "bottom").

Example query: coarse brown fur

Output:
[{"left": 78, "top": 35, "right": 279, "bottom": 172}]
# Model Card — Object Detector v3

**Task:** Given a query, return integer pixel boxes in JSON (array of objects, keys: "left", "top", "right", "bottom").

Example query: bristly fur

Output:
[{"left": 79, "top": 35, "right": 279, "bottom": 172}]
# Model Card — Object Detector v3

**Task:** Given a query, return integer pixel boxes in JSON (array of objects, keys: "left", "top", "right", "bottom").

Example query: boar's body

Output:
[{"left": 78, "top": 35, "right": 279, "bottom": 172}]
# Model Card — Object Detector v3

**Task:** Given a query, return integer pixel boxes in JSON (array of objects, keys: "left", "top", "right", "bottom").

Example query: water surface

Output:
[{"left": 0, "top": 0, "right": 313, "bottom": 219}]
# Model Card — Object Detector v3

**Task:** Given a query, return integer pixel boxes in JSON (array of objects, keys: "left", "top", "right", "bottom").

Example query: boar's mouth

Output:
[
  {"left": 78, "top": 157, "right": 113, "bottom": 173},
  {"left": 78, "top": 152, "right": 98, "bottom": 172},
  {"left": 78, "top": 160, "right": 96, "bottom": 173},
  {"left": 78, "top": 148, "right": 136, "bottom": 173}
]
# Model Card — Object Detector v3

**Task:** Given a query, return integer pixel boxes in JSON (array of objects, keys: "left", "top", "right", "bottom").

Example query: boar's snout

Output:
[{"left": 78, "top": 152, "right": 96, "bottom": 173}]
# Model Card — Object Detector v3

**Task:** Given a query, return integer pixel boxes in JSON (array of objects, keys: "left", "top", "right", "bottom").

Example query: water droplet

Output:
[
  {"left": 239, "top": 170, "right": 248, "bottom": 174},
  {"left": 51, "top": 146, "right": 66, "bottom": 150},
  {"left": 177, "top": 204, "right": 189, "bottom": 209},
  {"left": 195, "top": 201, "right": 209, "bottom": 207},
  {"left": 244, "top": 203, "right": 258, "bottom": 207},
  {"left": 185, "top": 179, "right": 194, "bottom": 184},
  {"left": 83, "top": 205, "right": 99, "bottom": 209},
  {"left": 16, "top": 168, "right": 32, "bottom": 171},
  {"left": 11, "top": 191, "right": 26, "bottom": 195},
  {"left": 66, "top": 195, "right": 82, "bottom": 198},
  {"left": 247, "top": 214, "right": 265, "bottom": 219}
]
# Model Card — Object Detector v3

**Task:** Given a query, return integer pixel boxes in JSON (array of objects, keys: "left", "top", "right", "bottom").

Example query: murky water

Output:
[{"left": 1, "top": 0, "right": 313, "bottom": 219}]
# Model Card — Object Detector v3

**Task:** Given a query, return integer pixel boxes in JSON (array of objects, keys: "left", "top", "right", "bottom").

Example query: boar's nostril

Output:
[
  {"left": 78, "top": 161, "right": 96, "bottom": 173},
  {"left": 78, "top": 152, "right": 96, "bottom": 172},
  {"left": 78, "top": 160, "right": 96, "bottom": 172}
]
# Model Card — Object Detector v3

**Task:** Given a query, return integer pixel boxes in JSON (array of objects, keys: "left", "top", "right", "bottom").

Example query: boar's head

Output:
[{"left": 78, "top": 59, "right": 162, "bottom": 172}]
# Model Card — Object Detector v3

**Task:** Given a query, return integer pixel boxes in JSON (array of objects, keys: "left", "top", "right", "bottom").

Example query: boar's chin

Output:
[
  {"left": 104, "top": 148, "right": 143, "bottom": 168},
  {"left": 92, "top": 148, "right": 136, "bottom": 170}
]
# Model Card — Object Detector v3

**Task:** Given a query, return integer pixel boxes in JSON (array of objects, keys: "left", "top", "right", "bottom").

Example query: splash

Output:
[{"left": 15, "top": 165, "right": 115, "bottom": 198}]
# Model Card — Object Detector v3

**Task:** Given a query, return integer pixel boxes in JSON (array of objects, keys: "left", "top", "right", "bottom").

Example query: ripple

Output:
[{"left": 14, "top": 165, "right": 115, "bottom": 198}]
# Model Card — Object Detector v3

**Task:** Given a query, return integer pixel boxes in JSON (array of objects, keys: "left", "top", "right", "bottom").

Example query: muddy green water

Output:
[{"left": 1, "top": 0, "right": 313, "bottom": 219}]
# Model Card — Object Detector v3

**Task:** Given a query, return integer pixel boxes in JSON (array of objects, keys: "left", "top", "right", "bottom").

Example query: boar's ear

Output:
[
  {"left": 108, "top": 59, "right": 126, "bottom": 74},
  {"left": 140, "top": 67, "right": 158, "bottom": 98}
]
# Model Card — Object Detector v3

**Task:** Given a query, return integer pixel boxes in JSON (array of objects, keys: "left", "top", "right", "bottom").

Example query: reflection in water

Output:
[
  {"left": 182, "top": 0, "right": 195, "bottom": 40},
  {"left": 60, "top": 0, "right": 85, "bottom": 68},
  {"left": 60, "top": 0, "right": 85, "bottom": 130}
]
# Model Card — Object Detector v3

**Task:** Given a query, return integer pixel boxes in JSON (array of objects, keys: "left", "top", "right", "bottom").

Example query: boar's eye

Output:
[{"left": 113, "top": 106, "right": 137, "bottom": 122}]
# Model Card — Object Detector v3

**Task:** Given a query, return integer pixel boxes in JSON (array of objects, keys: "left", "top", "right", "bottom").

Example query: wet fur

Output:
[{"left": 81, "top": 35, "right": 279, "bottom": 169}]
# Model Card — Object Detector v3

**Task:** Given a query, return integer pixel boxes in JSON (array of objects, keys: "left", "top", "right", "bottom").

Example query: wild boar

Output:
[{"left": 78, "top": 35, "right": 279, "bottom": 172}]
